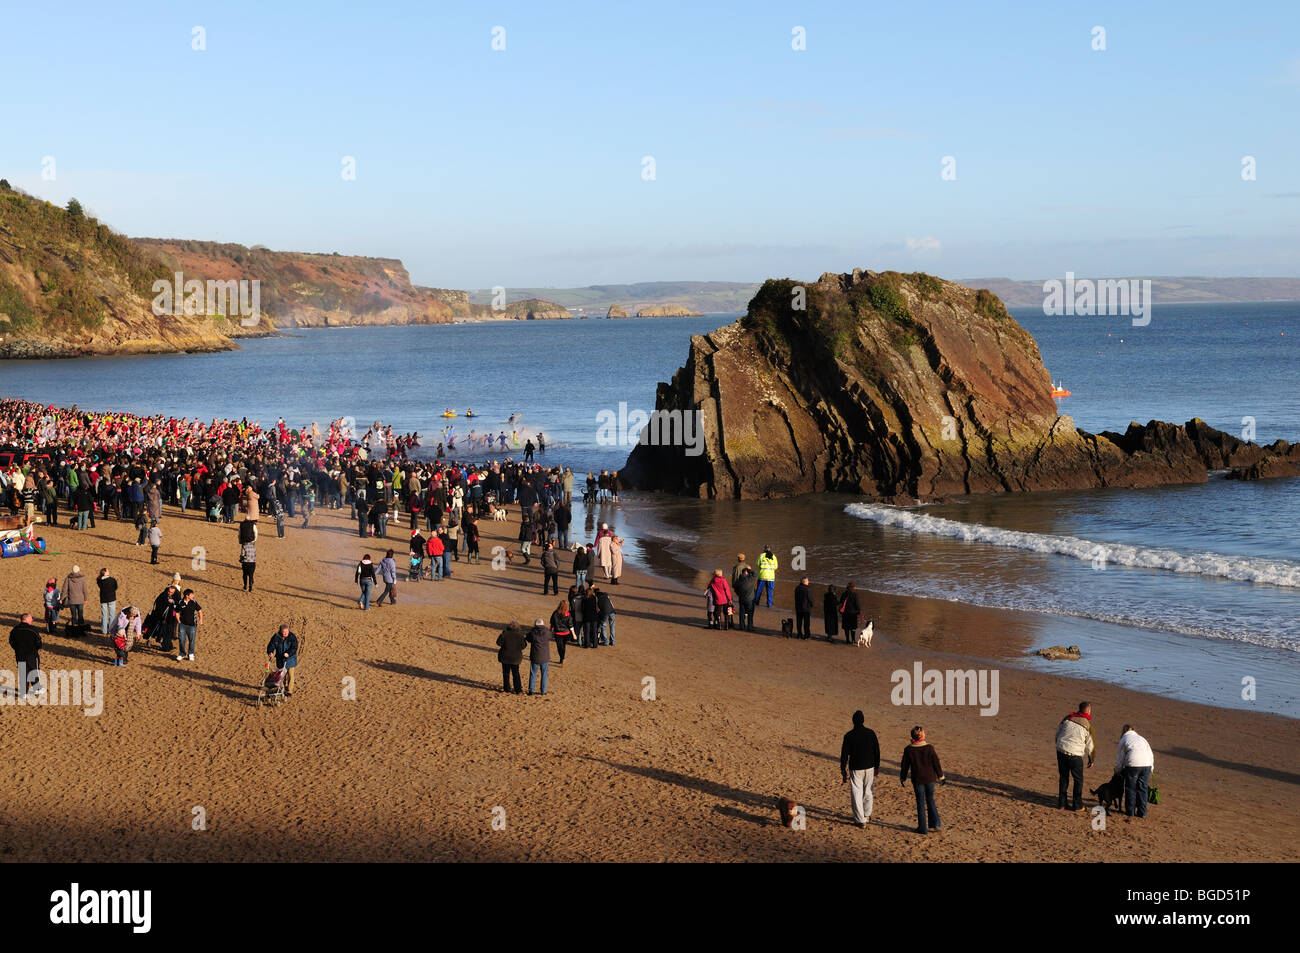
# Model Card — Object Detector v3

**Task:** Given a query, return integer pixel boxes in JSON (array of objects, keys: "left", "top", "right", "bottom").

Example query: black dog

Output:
[
  {"left": 1091, "top": 773, "right": 1124, "bottom": 814},
  {"left": 780, "top": 618, "right": 794, "bottom": 637}
]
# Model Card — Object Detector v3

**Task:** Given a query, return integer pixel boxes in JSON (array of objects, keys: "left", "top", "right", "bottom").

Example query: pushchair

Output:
[
  {"left": 257, "top": 665, "right": 288, "bottom": 707},
  {"left": 408, "top": 553, "right": 424, "bottom": 582}
]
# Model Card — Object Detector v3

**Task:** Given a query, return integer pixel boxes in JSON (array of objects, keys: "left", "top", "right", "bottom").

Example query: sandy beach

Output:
[{"left": 0, "top": 501, "right": 1295, "bottom": 863}]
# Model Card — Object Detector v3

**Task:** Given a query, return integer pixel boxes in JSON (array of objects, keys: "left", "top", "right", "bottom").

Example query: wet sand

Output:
[{"left": 0, "top": 502, "right": 1295, "bottom": 861}]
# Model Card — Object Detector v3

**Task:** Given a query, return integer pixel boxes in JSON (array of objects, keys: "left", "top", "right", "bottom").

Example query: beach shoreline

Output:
[{"left": 1, "top": 497, "right": 1295, "bottom": 862}]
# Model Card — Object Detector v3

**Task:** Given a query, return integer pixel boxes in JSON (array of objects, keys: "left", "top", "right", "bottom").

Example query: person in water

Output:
[{"left": 537, "top": 432, "right": 545, "bottom": 452}]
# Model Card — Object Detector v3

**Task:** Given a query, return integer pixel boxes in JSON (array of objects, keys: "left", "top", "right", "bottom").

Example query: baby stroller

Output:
[
  {"left": 257, "top": 665, "right": 288, "bottom": 707},
  {"left": 408, "top": 552, "right": 424, "bottom": 582}
]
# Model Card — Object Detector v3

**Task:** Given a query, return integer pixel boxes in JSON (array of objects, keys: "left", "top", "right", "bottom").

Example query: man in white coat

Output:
[{"left": 1115, "top": 725, "right": 1155, "bottom": 819}]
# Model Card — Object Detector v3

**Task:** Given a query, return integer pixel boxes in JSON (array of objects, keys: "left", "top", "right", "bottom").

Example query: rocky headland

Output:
[
  {"left": 623, "top": 269, "right": 1300, "bottom": 500},
  {"left": 636, "top": 305, "right": 701, "bottom": 317}
]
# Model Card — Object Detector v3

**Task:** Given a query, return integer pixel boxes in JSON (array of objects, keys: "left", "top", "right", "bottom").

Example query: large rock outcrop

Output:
[
  {"left": 607, "top": 304, "right": 629, "bottom": 318},
  {"left": 623, "top": 269, "right": 1300, "bottom": 501},
  {"left": 637, "top": 305, "right": 701, "bottom": 317}
]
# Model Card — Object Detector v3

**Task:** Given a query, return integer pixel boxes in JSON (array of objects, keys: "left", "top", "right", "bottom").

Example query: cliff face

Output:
[
  {"left": 623, "top": 269, "right": 1299, "bottom": 501},
  {"left": 607, "top": 304, "right": 629, "bottom": 318},
  {"left": 0, "top": 189, "right": 240, "bottom": 358},
  {"left": 418, "top": 286, "right": 472, "bottom": 317},
  {"left": 137, "top": 240, "right": 453, "bottom": 328}
]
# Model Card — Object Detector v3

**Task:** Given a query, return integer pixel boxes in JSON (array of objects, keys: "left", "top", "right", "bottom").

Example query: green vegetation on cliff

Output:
[{"left": 0, "top": 188, "right": 170, "bottom": 335}]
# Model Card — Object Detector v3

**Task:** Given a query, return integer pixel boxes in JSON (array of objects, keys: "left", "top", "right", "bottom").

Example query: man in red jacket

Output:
[{"left": 426, "top": 533, "right": 445, "bottom": 580}]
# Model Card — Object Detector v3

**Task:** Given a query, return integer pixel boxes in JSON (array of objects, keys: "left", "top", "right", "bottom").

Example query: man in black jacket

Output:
[
  {"left": 9, "top": 613, "right": 44, "bottom": 696},
  {"left": 595, "top": 587, "right": 616, "bottom": 646},
  {"left": 794, "top": 577, "right": 814, "bottom": 639},
  {"left": 840, "top": 710, "right": 881, "bottom": 827},
  {"left": 496, "top": 622, "right": 526, "bottom": 694},
  {"left": 540, "top": 542, "right": 560, "bottom": 595}
]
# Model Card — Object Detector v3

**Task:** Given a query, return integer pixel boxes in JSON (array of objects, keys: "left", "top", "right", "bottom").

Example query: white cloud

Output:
[{"left": 905, "top": 236, "right": 942, "bottom": 253}]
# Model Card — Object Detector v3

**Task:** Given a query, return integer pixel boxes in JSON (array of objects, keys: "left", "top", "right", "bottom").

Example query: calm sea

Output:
[{"left": 4, "top": 305, "right": 1297, "bottom": 714}]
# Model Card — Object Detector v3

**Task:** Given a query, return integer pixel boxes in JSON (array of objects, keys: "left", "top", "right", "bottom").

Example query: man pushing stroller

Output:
[{"left": 266, "top": 624, "right": 300, "bottom": 697}]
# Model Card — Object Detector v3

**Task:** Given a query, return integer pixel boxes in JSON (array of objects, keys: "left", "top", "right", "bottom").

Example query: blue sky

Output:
[{"left": 2, "top": 0, "right": 1297, "bottom": 288}]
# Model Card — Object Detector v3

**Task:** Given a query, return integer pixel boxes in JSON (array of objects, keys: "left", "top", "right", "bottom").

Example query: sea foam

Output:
[{"left": 844, "top": 503, "right": 1300, "bottom": 589}]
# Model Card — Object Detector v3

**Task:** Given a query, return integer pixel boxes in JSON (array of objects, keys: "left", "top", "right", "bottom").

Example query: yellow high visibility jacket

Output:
[{"left": 757, "top": 552, "right": 778, "bottom": 581}]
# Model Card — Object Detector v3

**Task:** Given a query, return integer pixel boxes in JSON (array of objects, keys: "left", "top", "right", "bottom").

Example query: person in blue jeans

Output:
[
  {"left": 595, "top": 587, "right": 616, "bottom": 646},
  {"left": 355, "top": 554, "right": 376, "bottom": 610},
  {"left": 899, "top": 725, "right": 945, "bottom": 835},
  {"left": 756, "top": 547, "right": 778, "bottom": 608},
  {"left": 525, "top": 618, "right": 554, "bottom": 695},
  {"left": 1115, "top": 725, "right": 1155, "bottom": 818},
  {"left": 439, "top": 532, "right": 452, "bottom": 578}
]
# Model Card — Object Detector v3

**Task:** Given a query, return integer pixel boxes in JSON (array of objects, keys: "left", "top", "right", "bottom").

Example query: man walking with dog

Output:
[
  {"left": 840, "top": 710, "right": 881, "bottom": 827},
  {"left": 1054, "top": 701, "right": 1095, "bottom": 812},
  {"left": 1114, "top": 724, "right": 1155, "bottom": 819}
]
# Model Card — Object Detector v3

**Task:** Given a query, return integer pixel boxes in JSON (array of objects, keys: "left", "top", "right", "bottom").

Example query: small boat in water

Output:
[{"left": 1051, "top": 382, "right": 1071, "bottom": 397}]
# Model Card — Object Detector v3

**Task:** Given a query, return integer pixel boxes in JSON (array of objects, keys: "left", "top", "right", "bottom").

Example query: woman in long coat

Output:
[
  {"left": 609, "top": 536, "right": 624, "bottom": 584},
  {"left": 597, "top": 533, "right": 614, "bottom": 581},
  {"left": 839, "top": 582, "right": 862, "bottom": 644},
  {"left": 823, "top": 585, "right": 840, "bottom": 641}
]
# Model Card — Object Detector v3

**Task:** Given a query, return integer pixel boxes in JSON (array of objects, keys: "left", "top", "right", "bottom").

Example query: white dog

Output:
[
  {"left": 491, "top": 505, "right": 508, "bottom": 522},
  {"left": 856, "top": 621, "right": 874, "bottom": 647}
]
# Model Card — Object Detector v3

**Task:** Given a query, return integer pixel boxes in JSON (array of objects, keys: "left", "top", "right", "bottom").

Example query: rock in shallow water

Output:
[
  {"left": 623, "top": 269, "right": 1299, "bottom": 500},
  {"left": 1036, "top": 645, "right": 1083, "bottom": 661}
]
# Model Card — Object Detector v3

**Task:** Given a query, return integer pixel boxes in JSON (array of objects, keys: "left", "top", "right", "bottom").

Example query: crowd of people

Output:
[
  {"left": 1, "top": 398, "right": 632, "bottom": 703},
  {"left": 704, "top": 548, "right": 869, "bottom": 643},
  {"left": 3, "top": 396, "right": 1160, "bottom": 834}
]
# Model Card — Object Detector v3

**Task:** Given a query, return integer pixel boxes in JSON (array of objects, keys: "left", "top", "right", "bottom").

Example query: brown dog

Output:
[{"left": 777, "top": 796, "right": 801, "bottom": 827}]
